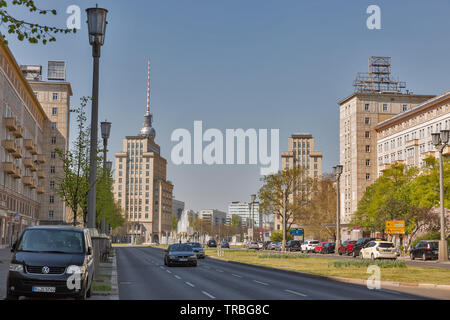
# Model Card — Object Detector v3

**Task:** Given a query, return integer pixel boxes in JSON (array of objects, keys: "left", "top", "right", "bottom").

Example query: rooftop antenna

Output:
[{"left": 146, "top": 58, "right": 151, "bottom": 115}]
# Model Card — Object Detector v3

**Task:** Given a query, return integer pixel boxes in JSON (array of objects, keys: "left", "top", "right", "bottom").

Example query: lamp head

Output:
[
  {"left": 86, "top": 5, "right": 108, "bottom": 46},
  {"left": 101, "top": 121, "right": 111, "bottom": 139},
  {"left": 441, "top": 129, "right": 449, "bottom": 145},
  {"left": 105, "top": 161, "right": 112, "bottom": 171},
  {"left": 251, "top": 194, "right": 256, "bottom": 203},
  {"left": 431, "top": 132, "right": 441, "bottom": 146}
]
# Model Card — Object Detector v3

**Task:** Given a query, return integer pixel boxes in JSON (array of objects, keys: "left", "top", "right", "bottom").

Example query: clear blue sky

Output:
[{"left": 6, "top": 0, "right": 450, "bottom": 212}]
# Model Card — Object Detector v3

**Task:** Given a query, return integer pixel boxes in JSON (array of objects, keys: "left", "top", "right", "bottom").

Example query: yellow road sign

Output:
[{"left": 385, "top": 220, "right": 405, "bottom": 234}]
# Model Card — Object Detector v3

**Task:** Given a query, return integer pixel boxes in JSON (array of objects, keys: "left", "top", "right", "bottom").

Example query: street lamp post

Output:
[
  {"left": 86, "top": 5, "right": 108, "bottom": 229},
  {"left": 431, "top": 129, "right": 449, "bottom": 262},
  {"left": 100, "top": 121, "right": 111, "bottom": 234},
  {"left": 333, "top": 165, "right": 343, "bottom": 255},
  {"left": 250, "top": 194, "right": 256, "bottom": 242}
]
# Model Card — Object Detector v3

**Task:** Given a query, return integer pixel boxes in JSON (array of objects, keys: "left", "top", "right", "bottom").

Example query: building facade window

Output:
[{"left": 52, "top": 107, "right": 58, "bottom": 115}]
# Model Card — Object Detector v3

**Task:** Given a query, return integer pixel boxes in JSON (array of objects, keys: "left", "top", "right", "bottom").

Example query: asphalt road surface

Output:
[{"left": 116, "top": 247, "right": 433, "bottom": 300}]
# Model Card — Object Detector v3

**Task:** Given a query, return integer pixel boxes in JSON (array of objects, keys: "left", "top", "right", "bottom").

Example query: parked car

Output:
[
  {"left": 360, "top": 241, "right": 397, "bottom": 260},
  {"left": 352, "top": 237, "right": 377, "bottom": 258},
  {"left": 258, "top": 242, "right": 264, "bottom": 249},
  {"left": 410, "top": 240, "right": 439, "bottom": 261},
  {"left": 321, "top": 242, "right": 335, "bottom": 254},
  {"left": 314, "top": 242, "right": 327, "bottom": 253},
  {"left": 220, "top": 241, "right": 230, "bottom": 249},
  {"left": 301, "top": 240, "right": 320, "bottom": 253},
  {"left": 286, "top": 240, "right": 302, "bottom": 252},
  {"left": 268, "top": 242, "right": 277, "bottom": 250},
  {"left": 207, "top": 239, "right": 217, "bottom": 248},
  {"left": 164, "top": 244, "right": 198, "bottom": 267},
  {"left": 247, "top": 241, "right": 260, "bottom": 250},
  {"left": 274, "top": 242, "right": 282, "bottom": 251},
  {"left": 186, "top": 242, "right": 205, "bottom": 259},
  {"left": 263, "top": 241, "right": 272, "bottom": 250},
  {"left": 7, "top": 226, "right": 94, "bottom": 300},
  {"left": 338, "top": 240, "right": 356, "bottom": 255}
]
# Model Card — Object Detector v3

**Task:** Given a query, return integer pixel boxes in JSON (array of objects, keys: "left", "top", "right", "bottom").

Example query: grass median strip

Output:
[
  {"left": 206, "top": 249, "right": 450, "bottom": 285},
  {"left": 92, "top": 281, "right": 112, "bottom": 292}
]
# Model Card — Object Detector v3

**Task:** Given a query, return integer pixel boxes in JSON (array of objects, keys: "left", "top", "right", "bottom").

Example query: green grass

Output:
[
  {"left": 332, "top": 259, "right": 406, "bottom": 268},
  {"left": 92, "top": 281, "right": 111, "bottom": 292},
  {"left": 98, "top": 274, "right": 112, "bottom": 280}
]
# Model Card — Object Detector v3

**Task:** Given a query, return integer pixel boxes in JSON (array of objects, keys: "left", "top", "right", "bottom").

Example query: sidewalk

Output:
[
  {"left": 88, "top": 248, "right": 119, "bottom": 300},
  {"left": 0, "top": 248, "right": 12, "bottom": 299}
]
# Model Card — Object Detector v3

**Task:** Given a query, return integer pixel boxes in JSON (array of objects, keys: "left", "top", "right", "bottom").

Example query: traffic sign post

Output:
[
  {"left": 290, "top": 228, "right": 305, "bottom": 243},
  {"left": 385, "top": 220, "right": 405, "bottom": 234}
]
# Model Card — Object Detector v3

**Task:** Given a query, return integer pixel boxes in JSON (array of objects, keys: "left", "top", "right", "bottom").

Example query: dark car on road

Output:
[
  {"left": 410, "top": 240, "right": 439, "bottom": 261},
  {"left": 286, "top": 240, "right": 302, "bottom": 252},
  {"left": 207, "top": 239, "right": 217, "bottom": 248},
  {"left": 321, "top": 242, "right": 335, "bottom": 254},
  {"left": 338, "top": 240, "right": 356, "bottom": 255},
  {"left": 352, "top": 237, "right": 377, "bottom": 258},
  {"left": 164, "top": 244, "right": 197, "bottom": 267},
  {"left": 6, "top": 226, "right": 94, "bottom": 300},
  {"left": 220, "top": 241, "right": 230, "bottom": 249},
  {"left": 186, "top": 242, "right": 205, "bottom": 259}
]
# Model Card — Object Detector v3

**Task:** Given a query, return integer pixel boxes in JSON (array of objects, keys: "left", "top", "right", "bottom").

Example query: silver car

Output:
[{"left": 247, "top": 241, "right": 260, "bottom": 250}]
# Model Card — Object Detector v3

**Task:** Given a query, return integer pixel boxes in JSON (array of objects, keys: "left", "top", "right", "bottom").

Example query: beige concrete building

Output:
[
  {"left": 338, "top": 57, "right": 434, "bottom": 239},
  {"left": 375, "top": 91, "right": 450, "bottom": 173},
  {"left": 276, "top": 133, "right": 323, "bottom": 231},
  {"left": 21, "top": 63, "right": 72, "bottom": 224},
  {"left": 0, "top": 43, "right": 52, "bottom": 245},
  {"left": 113, "top": 67, "right": 173, "bottom": 243}
]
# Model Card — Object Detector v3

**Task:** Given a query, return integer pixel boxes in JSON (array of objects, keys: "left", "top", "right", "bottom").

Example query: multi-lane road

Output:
[{"left": 116, "top": 246, "right": 435, "bottom": 300}]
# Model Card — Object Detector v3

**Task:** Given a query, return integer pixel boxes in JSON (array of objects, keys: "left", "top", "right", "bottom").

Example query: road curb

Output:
[{"left": 207, "top": 256, "right": 450, "bottom": 291}]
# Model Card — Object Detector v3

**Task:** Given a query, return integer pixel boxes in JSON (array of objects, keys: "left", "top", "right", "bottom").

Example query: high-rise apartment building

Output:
[
  {"left": 338, "top": 57, "right": 434, "bottom": 238},
  {"left": 113, "top": 59, "right": 173, "bottom": 243},
  {"left": 21, "top": 62, "right": 72, "bottom": 224},
  {"left": 198, "top": 209, "right": 227, "bottom": 225},
  {"left": 228, "top": 201, "right": 261, "bottom": 228},
  {"left": 276, "top": 133, "right": 323, "bottom": 231},
  {"left": 0, "top": 43, "right": 61, "bottom": 245}
]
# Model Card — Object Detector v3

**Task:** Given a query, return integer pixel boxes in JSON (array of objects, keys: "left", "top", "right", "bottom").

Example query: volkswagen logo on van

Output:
[{"left": 42, "top": 266, "right": 50, "bottom": 274}]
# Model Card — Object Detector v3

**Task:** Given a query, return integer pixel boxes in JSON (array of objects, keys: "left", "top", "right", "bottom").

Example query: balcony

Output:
[
  {"left": 2, "top": 139, "right": 17, "bottom": 153},
  {"left": 405, "top": 139, "right": 419, "bottom": 148},
  {"left": 37, "top": 154, "right": 46, "bottom": 164},
  {"left": 37, "top": 170, "right": 46, "bottom": 179},
  {"left": 23, "top": 158, "right": 37, "bottom": 171},
  {"left": 4, "top": 117, "right": 17, "bottom": 132},
  {"left": 24, "top": 139, "right": 36, "bottom": 152},
  {"left": 12, "top": 146, "right": 22, "bottom": 159},
  {"left": 23, "top": 176, "right": 36, "bottom": 189},
  {"left": 379, "top": 163, "right": 391, "bottom": 172},
  {"left": 2, "top": 162, "right": 16, "bottom": 174},
  {"left": 13, "top": 126, "right": 24, "bottom": 138},
  {"left": 37, "top": 186, "right": 44, "bottom": 194},
  {"left": 12, "top": 167, "right": 22, "bottom": 179}
]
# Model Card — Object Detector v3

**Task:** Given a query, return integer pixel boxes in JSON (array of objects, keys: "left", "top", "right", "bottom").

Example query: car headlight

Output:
[
  {"left": 189, "top": 255, "right": 196, "bottom": 259},
  {"left": 66, "top": 265, "right": 86, "bottom": 275},
  {"left": 169, "top": 255, "right": 176, "bottom": 259},
  {"left": 9, "top": 263, "right": 23, "bottom": 272}
]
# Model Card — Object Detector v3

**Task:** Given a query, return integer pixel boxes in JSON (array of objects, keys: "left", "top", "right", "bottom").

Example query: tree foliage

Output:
[
  {"left": 350, "top": 159, "right": 449, "bottom": 250},
  {"left": 0, "top": 0, "right": 76, "bottom": 44}
]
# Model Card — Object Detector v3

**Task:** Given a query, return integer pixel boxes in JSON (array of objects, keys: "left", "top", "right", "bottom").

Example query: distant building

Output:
[
  {"left": 172, "top": 199, "right": 185, "bottom": 219},
  {"left": 225, "top": 213, "right": 242, "bottom": 227},
  {"left": 228, "top": 201, "right": 261, "bottom": 228},
  {"left": 199, "top": 209, "right": 227, "bottom": 225}
]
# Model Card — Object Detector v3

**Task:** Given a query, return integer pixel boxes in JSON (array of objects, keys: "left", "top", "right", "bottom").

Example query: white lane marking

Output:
[
  {"left": 160, "top": 266, "right": 165, "bottom": 270},
  {"left": 285, "top": 289, "right": 307, "bottom": 297},
  {"left": 166, "top": 270, "right": 172, "bottom": 274},
  {"left": 174, "top": 275, "right": 181, "bottom": 280},
  {"left": 253, "top": 280, "right": 269, "bottom": 286},
  {"left": 185, "top": 282, "right": 195, "bottom": 287},
  {"left": 232, "top": 274, "right": 242, "bottom": 278},
  {"left": 202, "top": 291, "right": 216, "bottom": 299},
  {"left": 216, "top": 269, "right": 224, "bottom": 272}
]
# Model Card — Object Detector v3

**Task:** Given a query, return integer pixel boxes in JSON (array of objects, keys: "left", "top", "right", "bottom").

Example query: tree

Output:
[
  {"left": 270, "top": 230, "right": 292, "bottom": 242},
  {"left": 171, "top": 216, "right": 179, "bottom": 233},
  {"left": 96, "top": 166, "right": 124, "bottom": 230},
  {"left": 258, "top": 167, "right": 311, "bottom": 251},
  {"left": 55, "top": 98, "right": 90, "bottom": 226},
  {"left": 0, "top": 0, "right": 76, "bottom": 45},
  {"left": 302, "top": 175, "right": 337, "bottom": 240}
]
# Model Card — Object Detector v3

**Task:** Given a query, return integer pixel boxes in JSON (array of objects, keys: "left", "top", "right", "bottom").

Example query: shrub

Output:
[
  {"left": 257, "top": 253, "right": 309, "bottom": 259},
  {"left": 332, "top": 259, "right": 406, "bottom": 268},
  {"left": 270, "top": 231, "right": 293, "bottom": 242}
]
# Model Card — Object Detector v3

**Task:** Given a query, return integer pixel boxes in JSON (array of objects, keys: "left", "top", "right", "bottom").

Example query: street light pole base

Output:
[{"left": 438, "top": 240, "right": 449, "bottom": 262}]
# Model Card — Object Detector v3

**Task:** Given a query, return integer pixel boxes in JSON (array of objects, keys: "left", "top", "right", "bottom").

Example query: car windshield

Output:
[
  {"left": 310, "top": 241, "right": 319, "bottom": 244},
  {"left": 17, "top": 229, "right": 84, "bottom": 254},
  {"left": 378, "top": 242, "right": 394, "bottom": 248},
  {"left": 169, "top": 244, "right": 193, "bottom": 252},
  {"left": 187, "top": 242, "right": 202, "bottom": 248}
]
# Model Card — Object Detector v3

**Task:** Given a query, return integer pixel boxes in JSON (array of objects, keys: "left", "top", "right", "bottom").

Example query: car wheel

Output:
[
  {"left": 192, "top": 262, "right": 197, "bottom": 267},
  {"left": 345, "top": 249, "right": 349, "bottom": 256},
  {"left": 410, "top": 253, "right": 415, "bottom": 260},
  {"left": 353, "top": 250, "right": 357, "bottom": 258},
  {"left": 339, "top": 250, "right": 342, "bottom": 256}
]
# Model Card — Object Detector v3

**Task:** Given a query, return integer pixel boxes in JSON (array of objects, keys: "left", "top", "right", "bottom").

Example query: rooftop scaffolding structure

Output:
[{"left": 353, "top": 56, "right": 407, "bottom": 94}]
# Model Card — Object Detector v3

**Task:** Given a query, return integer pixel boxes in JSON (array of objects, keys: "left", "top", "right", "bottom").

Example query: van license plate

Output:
[
  {"left": 179, "top": 258, "right": 187, "bottom": 261},
  {"left": 32, "top": 286, "right": 56, "bottom": 293}
]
